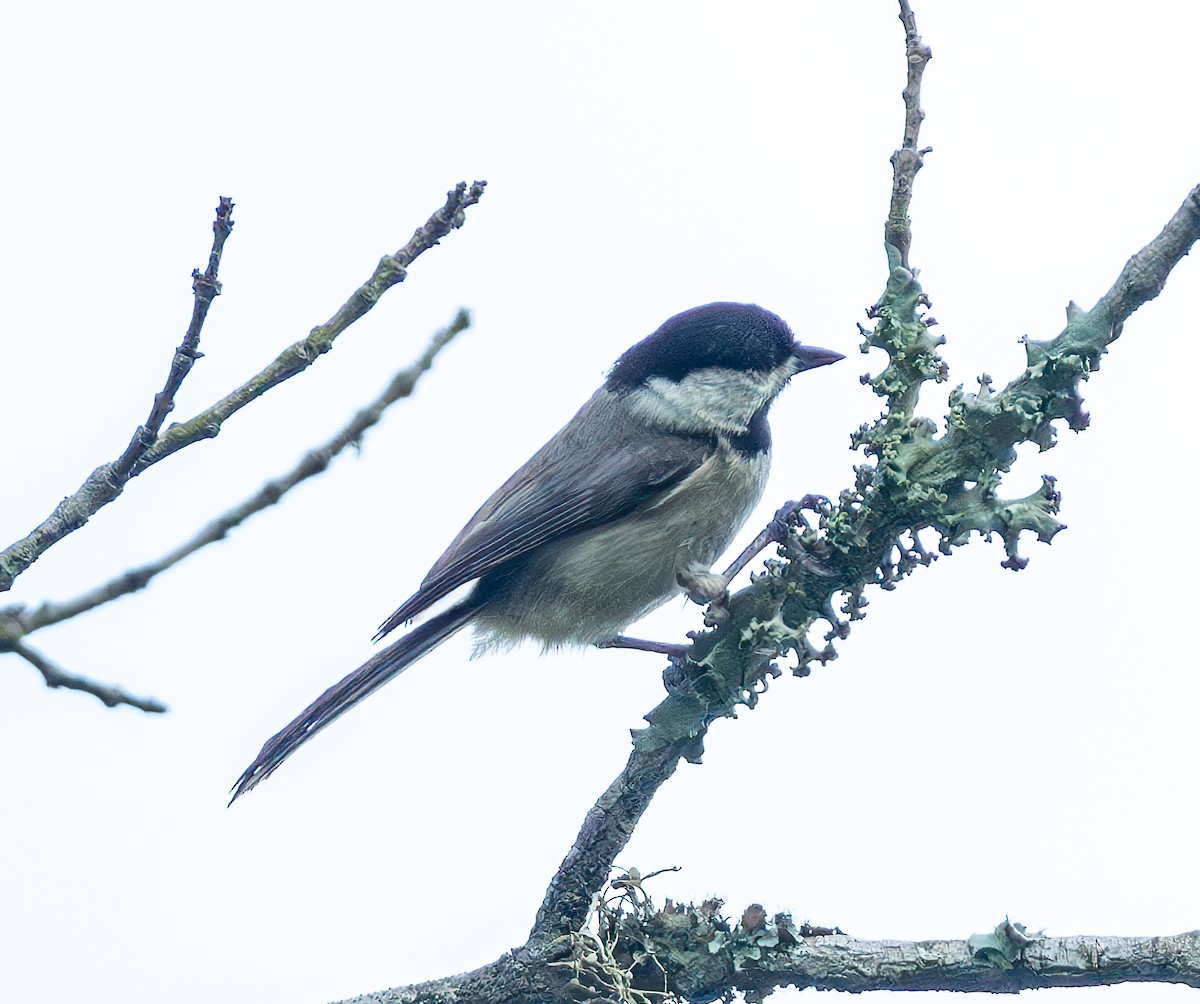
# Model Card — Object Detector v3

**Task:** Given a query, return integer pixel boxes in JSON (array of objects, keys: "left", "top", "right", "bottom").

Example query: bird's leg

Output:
[
  {"left": 603, "top": 499, "right": 836, "bottom": 658},
  {"left": 677, "top": 497, "right": 836, "bottom": 623},
  {"left": 597, "top": 635, "right": 689, "bottom": 658},
  {"left": 722, "top": 500, "right": 803, "bottom": 582},
  {"left": 726, "top": 494, "right": 840, "bottom": 579}
]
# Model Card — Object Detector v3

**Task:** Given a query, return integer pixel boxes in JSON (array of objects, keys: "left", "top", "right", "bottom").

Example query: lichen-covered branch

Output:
[
  {"left": 331, "top": 908, "right": 1200, "bottom": 1004},
  {"left": 609, "top": 902, "right": 1200, "bottom": 997},
  {"left": 0, "top": 182, "right": 486, "bottom": 594}
]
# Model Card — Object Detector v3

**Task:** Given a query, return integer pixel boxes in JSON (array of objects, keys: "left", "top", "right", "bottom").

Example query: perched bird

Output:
[{"left": 230, "top": 302, "right": 842, "bottom": 802}]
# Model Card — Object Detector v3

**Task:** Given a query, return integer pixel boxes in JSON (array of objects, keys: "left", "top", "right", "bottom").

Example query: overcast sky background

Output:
[{"left": 2, "top": 2, "right": 1198, "bottom": 1002}]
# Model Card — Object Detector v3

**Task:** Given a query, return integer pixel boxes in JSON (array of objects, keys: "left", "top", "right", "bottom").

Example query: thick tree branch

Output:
[
  {"left": 531, "top": 739, "right": 688, "bottom": 940},
  {"left": 331, "top": 916, "right": 1200, "bottom": 1003},
  {"left": 610, "top": 904, "right": 1200, "bottom": 997},
  {"left": 1093, "top": 183, "right": 1200, "bottom": 336},
  {"left": 0, "top": 182, "right": 485, "bottom": 595}
]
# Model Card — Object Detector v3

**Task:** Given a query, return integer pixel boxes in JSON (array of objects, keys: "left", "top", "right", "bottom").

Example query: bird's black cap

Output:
[
  {"left": 607, "top": 302, "right": 839, "bottom": 389},
  {"left": 607, "top": 303, "right": 794, "bottom": 387}
]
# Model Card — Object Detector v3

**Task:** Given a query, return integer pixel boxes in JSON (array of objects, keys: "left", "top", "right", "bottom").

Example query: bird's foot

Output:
[
  {"left": 676, "top": 565, "right": 731, "bottom": 625},
  {"left": 670, "top": 497, "right": 839, "bottom": 632}
]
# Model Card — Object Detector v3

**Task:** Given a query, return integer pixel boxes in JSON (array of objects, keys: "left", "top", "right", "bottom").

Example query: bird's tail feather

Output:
[{"left": 229, "top": 600, "right": 477, "bottom": 804}]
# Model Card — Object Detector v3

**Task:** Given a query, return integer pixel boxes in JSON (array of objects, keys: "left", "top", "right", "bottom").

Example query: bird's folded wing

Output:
[{"left": 375, "top": 399, "right": 710, "bottom": 639}]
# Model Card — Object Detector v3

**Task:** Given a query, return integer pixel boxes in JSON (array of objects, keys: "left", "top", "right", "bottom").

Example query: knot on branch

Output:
[
  {"left": 213, "top": 195, "right": 235, "bottom": 237},
  {"left": 0, "top": 606, "right": 27, "bottom": 650},
  {"left": 370, "top": 257, "right": 408, "bottom": 295},
  {"left": 190, "top": 268, "right": 223, "bottom": 302}
]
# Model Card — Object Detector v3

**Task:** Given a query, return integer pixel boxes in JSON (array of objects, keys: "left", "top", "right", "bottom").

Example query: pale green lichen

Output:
[
  {"left": 631, "top": 243, "right": 1133, "bottom": 761},
  {"left": 968, "top": 919, "right": 1043, "bottom": 971},
  {"left": 740, "top": 609, "right": 808, "bottom": 650},
  {"left": 607, "top": 894, "right": 834, "bottom": 1000}
]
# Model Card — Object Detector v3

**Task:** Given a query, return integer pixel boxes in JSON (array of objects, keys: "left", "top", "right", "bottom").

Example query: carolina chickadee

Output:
[{"left": 230, "top": 302, "right": 842, "bottom": 802}]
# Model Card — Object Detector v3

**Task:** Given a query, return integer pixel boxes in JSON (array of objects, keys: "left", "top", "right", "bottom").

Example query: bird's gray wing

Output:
[{"left": 375, "top": 395, "right": 710, "bottom": 638}]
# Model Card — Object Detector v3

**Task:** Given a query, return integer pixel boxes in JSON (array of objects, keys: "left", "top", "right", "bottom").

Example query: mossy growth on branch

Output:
[{"left": 631, "top": 240, "right": 1119, "bottom": 760}]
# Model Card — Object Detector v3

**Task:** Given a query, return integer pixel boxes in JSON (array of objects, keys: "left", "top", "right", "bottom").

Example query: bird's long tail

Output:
[{"left": 229, "top": 600, "right": 478, "bottom": 804}]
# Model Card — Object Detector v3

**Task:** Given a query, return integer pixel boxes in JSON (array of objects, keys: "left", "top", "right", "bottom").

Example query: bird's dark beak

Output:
[{"left": 792, "top": 344, "right": 845, "bottom": 372}]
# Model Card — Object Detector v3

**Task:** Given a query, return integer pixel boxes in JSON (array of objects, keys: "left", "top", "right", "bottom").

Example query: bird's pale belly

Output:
[{"left": 474, "top": 448, "right": 768, "bottom": 647}]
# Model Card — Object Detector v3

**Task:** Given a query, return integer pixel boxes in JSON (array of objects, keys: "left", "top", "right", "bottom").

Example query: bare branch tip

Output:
[
  {"left": 214, "top": 195, "right": 235, "bottom": 233},
  {"left": 13, "top": 640, "right": 168, "bottom": 714}
]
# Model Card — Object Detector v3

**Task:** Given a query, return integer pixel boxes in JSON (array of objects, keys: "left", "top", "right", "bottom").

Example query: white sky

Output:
[{"left": 2, "top": 2, "right": 1198, "bottom": 1002}]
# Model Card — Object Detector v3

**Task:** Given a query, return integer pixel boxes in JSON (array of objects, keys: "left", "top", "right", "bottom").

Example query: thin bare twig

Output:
[
  {"left": 17, "top": 310, "right": 472, "bottom": 634},
  {"left": 130, "top": 181, "right": 487, "bottom": 474},
  {"left": 884, "top": 0, "right": 932, "bottom": 268},
  {"left": 112, "top": 197, "right": 236, "bottom": 481},
  {"left": 0, "top": 198, "right": 236, "bottom": 594},
  {"left": 0, "top": 181, "right": 486, "bottom": 595},
  {"left": 10, "top": 638, "right": 166, "bottom": 713}
]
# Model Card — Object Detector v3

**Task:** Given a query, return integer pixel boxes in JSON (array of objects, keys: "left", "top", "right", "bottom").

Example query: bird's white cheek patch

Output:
[{"left": 634, "top": 366, "right": 791, "bottom": 435}]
